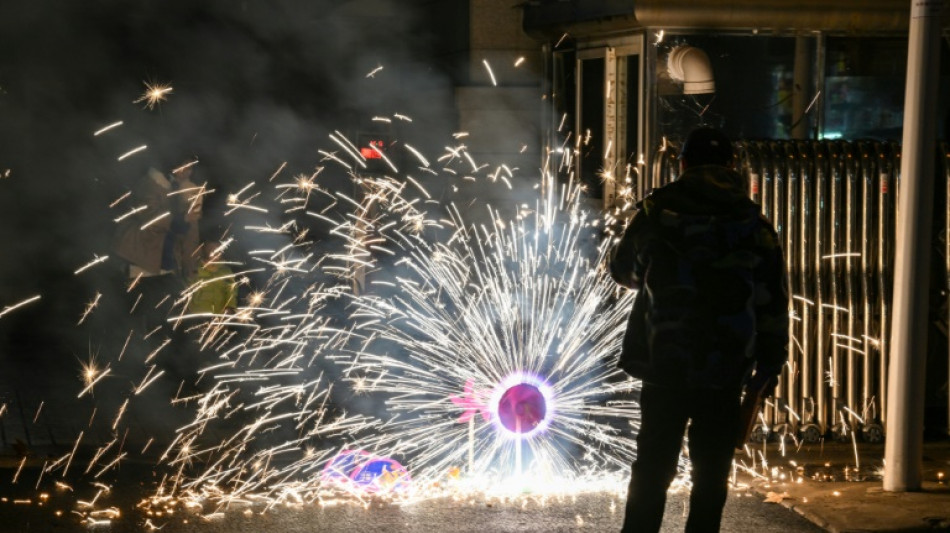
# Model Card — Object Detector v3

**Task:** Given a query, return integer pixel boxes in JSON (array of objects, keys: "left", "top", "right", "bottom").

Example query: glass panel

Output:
[
  {"left": 579, "top": 57, "right": 605, "bottom": 199},
  {"left": 655, "top": 34, "right": 797, "bottom": 143},
  {"left": 552, "top": 50, "right": 576, "bottom": 153},
  {"left": 823, "top": 37, "right": 906, "bottom": 140},
  {"left": 622, "top": 54, "right": 643, "bottom": 199}
]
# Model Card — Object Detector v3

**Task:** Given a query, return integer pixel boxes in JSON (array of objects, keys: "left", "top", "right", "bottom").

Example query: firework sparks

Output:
[
  {"left": 117, "top": 145, "right": 148, "bottom": 162},
  {"left": 74, "top": 255, "right": 110, "bottom": 275},
  {"left": 134, "top": 81, "right": 173, "bottom": 109},
  {"left": 0, "top": 294, "right": 42, "bottom": 319},
  {"left": 78, "top": 364, "right": 110, "bottom": 398},
  {"left": 314, "top": 140, "right": 644, "bottom": 489},
  {"left": 93, "top": 120, "right": 124, "bottom": 136},
  {"left": 77, "top": 292, "right": 103, "bottom": 325},
  {"left": 55, "top": 122, "right": 648, "bottom": 516},
  {"left": 16, "top": 77, "right": 725, "bottom": 527},
  {"left": 171, "top": 159, "right": 199, "bottom": 175},
  {"left": 482, "top": 59, "right": 498, "bottom": 86},
  {"left": 114, "top": 204, "right": 146, "bottom": 222},
  {"left": 13, "top": 457, "right": 27, "bottom": 484}
]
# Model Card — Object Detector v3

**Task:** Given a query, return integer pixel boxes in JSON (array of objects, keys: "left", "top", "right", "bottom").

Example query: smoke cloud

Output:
[{"left": 0, "top": 0, "right": 458, "bottom": 434}]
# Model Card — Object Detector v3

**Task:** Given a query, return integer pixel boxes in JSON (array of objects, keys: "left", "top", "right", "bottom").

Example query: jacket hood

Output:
[
  {"left": 639, "top": 165, "right": 762, "bottom": 259},
  {"left": 644, "top": 164, "right": 754, "bottom": 216}
]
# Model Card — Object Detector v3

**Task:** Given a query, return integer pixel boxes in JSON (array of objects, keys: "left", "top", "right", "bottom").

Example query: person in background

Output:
[
  {"left": 170, "top": 160, "right": 203, "bottom": 279},
  {"left": 112, "top": 159, "right": 202, "bottom": 334},
  {"left": 609, "top": 127, "right": 789, "bottom": 532},
  {"left": 187, "top": 240, "right": 237, "bottom": 316}
]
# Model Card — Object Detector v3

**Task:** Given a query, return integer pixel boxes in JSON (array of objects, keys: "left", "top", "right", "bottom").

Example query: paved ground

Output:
[
  {"left": 737, "top": 440, "right": 950, "bottom": 533},
  {"left": 2, "top": 339, "right": 949, "bottom": 532},
  {"left": 0, "top": 457, "right": 826, "bottom": 532},
  {"left": 2, "top": 420, "right": 950, "bottom": 532}
]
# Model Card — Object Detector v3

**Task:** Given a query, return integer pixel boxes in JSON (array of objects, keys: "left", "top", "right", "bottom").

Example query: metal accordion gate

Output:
[{"left": 650, "top": 139, "right": 950, "bottom": 443}]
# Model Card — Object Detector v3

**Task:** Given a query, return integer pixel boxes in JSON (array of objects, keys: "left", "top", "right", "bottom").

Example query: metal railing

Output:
[{"left": 651, "top": 139, "right": 950, "bottom": 443}]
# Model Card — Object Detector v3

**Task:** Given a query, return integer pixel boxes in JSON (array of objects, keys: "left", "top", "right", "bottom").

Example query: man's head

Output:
[{"left": 679, "top": 127, "right": 734, "bottom": 169}]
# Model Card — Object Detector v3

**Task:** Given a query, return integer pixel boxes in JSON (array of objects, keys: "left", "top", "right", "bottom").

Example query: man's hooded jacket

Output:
[{"left": 609, "top": 164, "right": 788, "bottom": 391}]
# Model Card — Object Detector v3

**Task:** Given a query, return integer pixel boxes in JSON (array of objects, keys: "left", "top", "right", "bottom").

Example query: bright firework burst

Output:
[
  {"left": 316, "top": 142, "right": 646, "bottom": 492},
  {"left": 133, "top": 81, "right": 173, "bottom": 110},
  {"left": 41, "top": 87, "right": 662, "bottom": 521},
  {"left": 130, "top": 127, "right": 655, "bottom": 510}
]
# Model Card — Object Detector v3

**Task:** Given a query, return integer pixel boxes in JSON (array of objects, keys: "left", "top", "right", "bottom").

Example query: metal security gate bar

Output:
[{"left": 739, "top": 139, "right": 899, "bottom": 443}]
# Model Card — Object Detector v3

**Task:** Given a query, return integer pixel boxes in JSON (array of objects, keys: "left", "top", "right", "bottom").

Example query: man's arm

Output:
[
  {"left": 609, "top": 210, "right": 649, "bottom": 290},
  {"left": 751, "top": 222, "right": 789, "bottom": 388}
]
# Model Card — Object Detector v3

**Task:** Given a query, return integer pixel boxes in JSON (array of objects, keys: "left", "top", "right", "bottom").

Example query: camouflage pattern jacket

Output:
[{"left": 609, "top": 164, "right": 789, "bottom": 391}]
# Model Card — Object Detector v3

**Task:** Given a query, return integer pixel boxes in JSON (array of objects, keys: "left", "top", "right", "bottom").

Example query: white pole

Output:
[{"left": 884, "top": 0, "right": 946, "bottom": 492}]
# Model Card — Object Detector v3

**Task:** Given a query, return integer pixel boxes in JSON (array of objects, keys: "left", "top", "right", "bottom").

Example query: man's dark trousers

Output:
[{"left": 622, "top": 383, "right": 742, "bottom": 532}]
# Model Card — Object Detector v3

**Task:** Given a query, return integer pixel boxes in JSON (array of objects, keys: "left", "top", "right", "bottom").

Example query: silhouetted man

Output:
[{"left": 610, "top": 127, "right": 788, "bottom": 532}]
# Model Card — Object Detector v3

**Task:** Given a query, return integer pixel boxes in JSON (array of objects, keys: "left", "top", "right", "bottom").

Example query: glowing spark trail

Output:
[
  {"left": 46, "top": 103, "right": 674, "bottom": 526},
  {"left": 78, "top": 367, "right": 110, "bottom": 398},
  {"left": 482, "top": 59, "right": 498, "bottom": 86},
  {"left": 117, "top": 145, "right": 147, "bottom": 161},
  {"left": 93, "top": 120, "right": 123, "bottom": 136},
  {"left": 172, "top": 159, "right": 199, "bottom": 175},
  {"left": 101, "top": 127, "right": 645, "bottom": 509},
  {"left": 0, "top": 294, "right": 41, "bottom": 319},
  {"left": 141, "top": 212, "right": 171, "bottom": 230},
  {"left": 134, "top": 81, "right": 173, "bottom": 109},
  {"left": 319, "top": 143, "right": 643, "bottom": 489},
  {"left": 74, "top": 254, "right": 110, "bottom": 275},
  {"left": 109, "top": 191, "right": 132, "bottom": 208},
  {"left": 77, "top": 292, "right": 103, "bottom": 325},
  {"left": 114, "top": 205, "right": 147, "bottom": 223}
]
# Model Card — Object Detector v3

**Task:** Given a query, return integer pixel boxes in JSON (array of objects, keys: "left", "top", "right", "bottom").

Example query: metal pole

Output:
[
  {"left": 814, "top": 141, "right": 829, "bottom": 435},
  {"left": 944, "top": 141, "right": 950, "bottom": 438},
  {"left": 814, "top": 33, "right": 826, "bottom": 140},
  {"left": 773, "top": 141, "right": 791, "bottom": 433},
  {"left": 879, "top": 141, "right": 898, "bottom": 427},
  {"left": 829, "top": 141, "right": 845, "bottom": 436},
  {"left": 798, "top": 140, "right": 815, "bottom": 436},
  {"left": 785, "top": 142, "right": 801, "bottom": 435},
  {"left": 791, "top": 36, "right": 812, "bottom": 139},
  {"left": 844, "top": 142, "right": 859, "bottom": 432},
  {"left": 945, "top": 142, "right": 950, "bottom": 438},
  {"left": 859, "top": 142, "right": 880, "bottom": 439},
  {"left": 883, "top": 0, "right": 945, "bottom": 493}
]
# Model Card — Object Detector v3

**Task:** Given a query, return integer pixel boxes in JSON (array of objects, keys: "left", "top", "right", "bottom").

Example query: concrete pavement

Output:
[
  {"left": 2, "top": 440, "right": 947, "bottom": 532},
  {"left": 0, "top": 454, "right": 825, "bottom": 532},
  {"left": 736, "top": 440, "right": 950, "bottom": 532}
]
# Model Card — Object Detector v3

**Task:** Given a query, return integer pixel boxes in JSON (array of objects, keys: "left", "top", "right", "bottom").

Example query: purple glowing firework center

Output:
[{"left": 497, "top": 383, "right": 547, "bottom": 434}]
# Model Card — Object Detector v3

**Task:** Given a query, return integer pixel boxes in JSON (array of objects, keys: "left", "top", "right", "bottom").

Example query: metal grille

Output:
[{"left": 650, "top": 140, "right": 950, "bottom": 443}]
